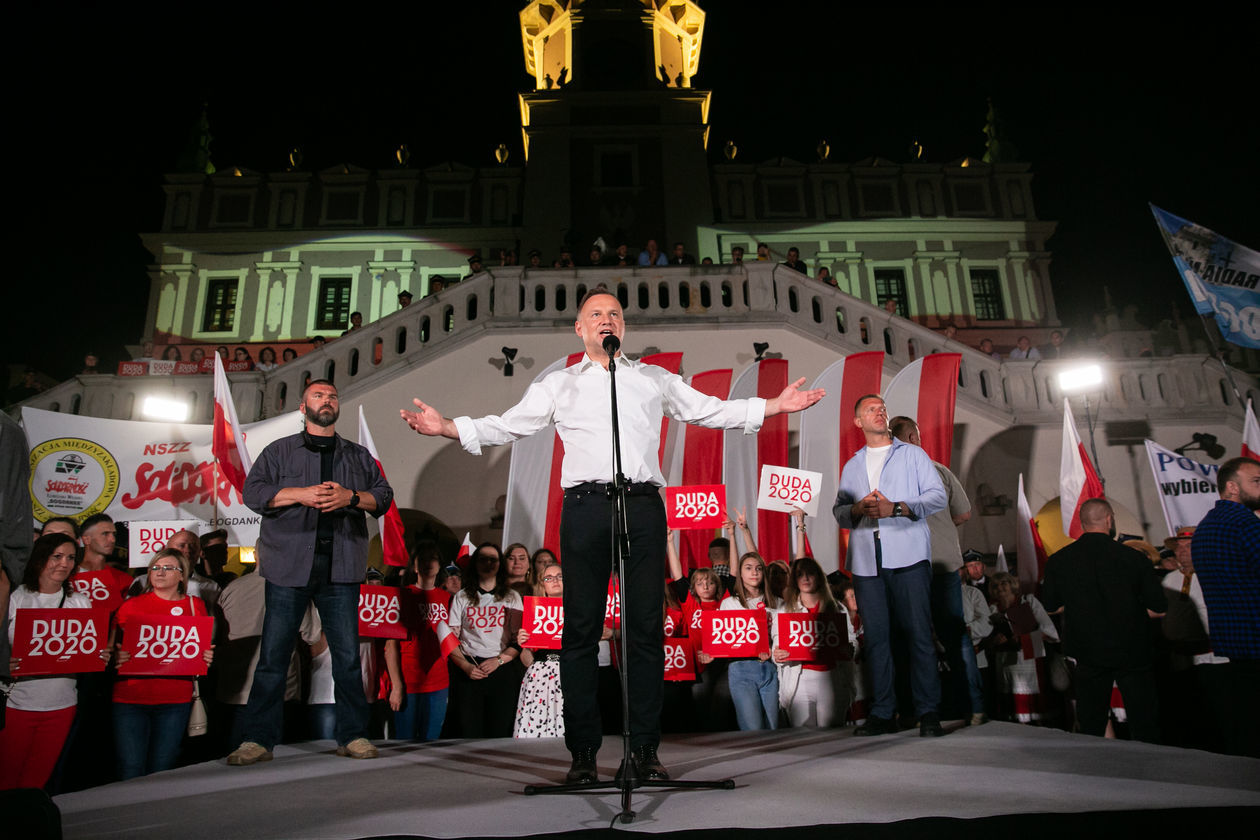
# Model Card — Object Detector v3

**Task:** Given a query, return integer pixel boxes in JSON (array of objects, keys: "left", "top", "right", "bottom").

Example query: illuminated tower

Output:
[{"left": 517, "top": 0, "right": 711, "bottom": 255}]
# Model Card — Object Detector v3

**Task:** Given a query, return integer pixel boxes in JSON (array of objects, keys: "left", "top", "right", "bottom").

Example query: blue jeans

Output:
[
  {"left": 727, "top": 659, "right": 779, "bottom": 730},
  {"left": 113, "top": 702, "right": 190, "bottom": 780},
  {"left": 854, "top": 559, "right": 939, "bottom": 720},
  {"left": 241, "top": 557, "right": 368, "bottom": 749},
  {"left": 393, "top": 688, "right": 448, "bottom": 741}
]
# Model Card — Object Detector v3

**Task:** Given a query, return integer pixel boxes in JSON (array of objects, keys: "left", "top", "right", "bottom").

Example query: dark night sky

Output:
[{"left": 9, "top": 2, "right": 1257, "bottom": 382}]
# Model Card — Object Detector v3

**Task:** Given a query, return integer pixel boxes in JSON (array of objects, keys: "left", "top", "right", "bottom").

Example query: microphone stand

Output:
[{"left": 524, "top": 336, "right": 733, "bottom": 824}]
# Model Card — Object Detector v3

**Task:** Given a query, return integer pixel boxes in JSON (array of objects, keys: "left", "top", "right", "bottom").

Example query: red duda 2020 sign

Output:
[
  {"left": 702, "top": 609, "right": 770, "bottom": 658},
  {"left": 118, "top": 615, "right": 213, "bottom": 676},
  {"left": 776, "top": 612, "right": 851, "bottom": 663},
  {"left": 522, "top": 596, "right": 564, "bottom": 650},
  {"left": 665, "top": 484, "right": 726, "bottom": 529},
  {"left": 12, "top": 608, "right": 111, "bottom": 676},
  {"left": 358, "top": 585, "right": 407, "bottom": 639}
]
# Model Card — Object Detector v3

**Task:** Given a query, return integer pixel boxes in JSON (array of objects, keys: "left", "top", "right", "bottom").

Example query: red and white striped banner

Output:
[
  {"left": 798, "top": 352, "right": 884, "bottom": 573},
  {"left": 212, "top": 354, "right": 253, "bottom": 493},
  {"left": 882, "top": 353, "right": 961, "bottom": 468},
  {"left": 358, "top": 407, "right": 408, "bottom": 567},
  {"left": 1015, "top": 474, "right": 1050, "bottom": 592},
  {"left": 663, "top": 369, "right": 732, "bottom": 572},
  {"left": 725, "top": 360, "right": 790, "bottom": 564}
]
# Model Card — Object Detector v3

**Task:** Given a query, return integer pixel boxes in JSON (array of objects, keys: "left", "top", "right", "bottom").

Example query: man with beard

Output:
[
  {"left": 227, "top": 380, "right": 393, "bottom": 766},
  {"left": 1191, "top": 456, "right": 1260, "bottom": 756}
]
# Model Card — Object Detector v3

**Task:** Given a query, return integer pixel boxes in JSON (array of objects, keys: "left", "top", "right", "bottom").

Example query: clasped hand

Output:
[{"left": 853, "top": 490, "right": 895, "bottom": 520}]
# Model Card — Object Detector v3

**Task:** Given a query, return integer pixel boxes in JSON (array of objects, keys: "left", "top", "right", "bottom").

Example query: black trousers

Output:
[
  {"left": 560, "top": 486, "right": 665, "bottom": 753},
  {"left": 1074, "top": 661, "right": 1159, "bottom": 743}
]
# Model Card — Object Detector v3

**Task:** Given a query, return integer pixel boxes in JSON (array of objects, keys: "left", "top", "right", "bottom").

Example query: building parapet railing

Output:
[{"left": 14, "top": 264, "right": 1259, "bottom": 429}]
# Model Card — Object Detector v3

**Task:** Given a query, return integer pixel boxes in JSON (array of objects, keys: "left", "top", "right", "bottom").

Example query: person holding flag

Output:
[{"left": 226, "top": 379, "right": 392, "bottom": 766}]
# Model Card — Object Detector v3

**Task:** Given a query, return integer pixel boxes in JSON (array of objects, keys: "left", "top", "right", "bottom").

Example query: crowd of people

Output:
[{"left": 5, "top": 450, "right": 1254, "bottom": 795}]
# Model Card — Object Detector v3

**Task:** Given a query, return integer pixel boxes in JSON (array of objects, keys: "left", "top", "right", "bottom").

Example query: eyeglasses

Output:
[
  {"left": 542, "top": 574, "right": 563, "bottom": 583},
  {"left": 151, "top": 565, "right": 181, "bottom": 574}
]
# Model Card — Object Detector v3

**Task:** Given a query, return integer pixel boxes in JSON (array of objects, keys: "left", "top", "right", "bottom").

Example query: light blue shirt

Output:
[{"left": 832, "top": 438, "right": 947, "bottom": 577}]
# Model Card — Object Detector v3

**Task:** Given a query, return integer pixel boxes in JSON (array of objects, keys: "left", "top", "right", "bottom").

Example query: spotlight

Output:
[
  {"left": 753, "top": 342, "right": 770, "bottom": 362},
  {"left": 1175, "top": 433, "right": 1227, "bottom": 460},
  {"left": 142, "top": 397, "right": 190, "bottom": 422},
  {"left": 502, "top": 347, "right": 518, "bottom": 377},
  {"left": 1058, "top": 363, "right": 1104, "bottom": 393}
]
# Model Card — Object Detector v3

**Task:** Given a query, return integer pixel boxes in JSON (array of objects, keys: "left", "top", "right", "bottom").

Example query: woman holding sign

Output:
[
  {"left": 773, "top": 556, "right": 855, "bottom": 728},
  {"left": 385, "top": 541, "right": 453, "bottom": 741},
  {"left": 513, "top": 562, "right": 565, "bottom": 737},
  {"left": 706, "top": 552, "right": 780, "bottom": 730},
  {"left": 110, "top": 549, "right": 215, "bottom": 780},
  {"left": 447, "top": 543, "right": 523, "bottom": 737},
  {"left": 0, "top": 534, "right": 92, "bottom": 790}
]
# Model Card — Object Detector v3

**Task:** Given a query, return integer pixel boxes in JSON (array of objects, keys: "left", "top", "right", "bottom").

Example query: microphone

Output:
[{"left": 602, "top": 335, "right": 620, "bottom": 356}]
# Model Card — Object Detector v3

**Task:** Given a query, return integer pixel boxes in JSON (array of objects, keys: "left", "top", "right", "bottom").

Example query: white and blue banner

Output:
[
  {"left": 1143, "top": 439, "right": 1219, "bottom": 538},
  {"left": 1151, "top": 205, "right": 1260, "bottom": 348}
]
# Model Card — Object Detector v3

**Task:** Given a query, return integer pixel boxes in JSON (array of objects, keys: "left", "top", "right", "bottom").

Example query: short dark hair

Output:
[
  {"left": 201, "top": 528, "right": 228, "bottom": 544},
  {"left": 853, "top": 394, "right": 883, "bottom": 416},
  {"left": 80, "top": 513, "right": 114, "bottom": 534},
  {"left": 40, "top": 516, "right": 80, "bottom": 538},
  {"left": 889, "top": 416, "right": 917, "bottom": 440},
  {"left": 302, "top": 378, "right": 336, "bottom": 398},
  {"left": 1219, "top": 456, "right": 1260, "bottom": 497},
  {"left": 578, "top": 284, "right": 616, "bottom": 310}
]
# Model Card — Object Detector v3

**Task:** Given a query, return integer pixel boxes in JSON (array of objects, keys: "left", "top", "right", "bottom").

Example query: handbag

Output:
[{"left": 186, "top": 595, "right": 208, "bottom": 737}]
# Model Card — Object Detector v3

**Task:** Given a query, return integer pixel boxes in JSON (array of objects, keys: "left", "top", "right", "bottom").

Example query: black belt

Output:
[{"left": 565, "top": 481, "right": 659, "bottom": 498}]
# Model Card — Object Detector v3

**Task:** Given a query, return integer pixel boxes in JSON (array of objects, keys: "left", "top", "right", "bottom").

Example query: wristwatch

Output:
[
  {"left": 348, "top": 492, "right": 360, "bottom": 509},
  {"left": 892, "top": 502, "right": 904, "bottom": 518}
]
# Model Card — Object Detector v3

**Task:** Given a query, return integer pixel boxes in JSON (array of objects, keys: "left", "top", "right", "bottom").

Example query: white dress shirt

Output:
[{"left": 454, "top": 354, "right": 766, "bottom": 488}]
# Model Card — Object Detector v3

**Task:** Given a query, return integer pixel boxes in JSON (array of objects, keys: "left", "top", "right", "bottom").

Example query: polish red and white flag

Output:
[
  {"left": 434, "top": 619, "right": 460, "bottom": 658},
  {"left": 882, "top": 353, "right": 962, "bottom": 467},
  {"left": 358, "top": 407, "right": 408, "bottom": 567},
  {"left": 662, "top": 368, "right": 732, "bottom": 573},
  {"left": 1243, "top": 399, "right": 1260, "bottom": 460},
  {"left": 1015, "top": 474, "right": 1050, "bottom": 592},
  {"left": 212, "top": 354, "right": 253, "bottom": 494},
  {"left": 455, "top": 532, "right": 474, "bottom": 570},
  {"left": 798, "top": 351, "right": 885, "bottom": 573},
  {"left": 726, "top": 359, "right": 790, "bottom": 565},
  {"left": 1060, "top": 399, "right": 1105, "bottom": 539}
]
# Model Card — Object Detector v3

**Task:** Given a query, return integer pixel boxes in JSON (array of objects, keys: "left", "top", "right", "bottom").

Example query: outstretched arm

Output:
[
  {"left": 400, "top": 399, "right": 459, "bottom": 439},
  {"left": 765, "top": 378, "right": 825, "bottom": 417}
]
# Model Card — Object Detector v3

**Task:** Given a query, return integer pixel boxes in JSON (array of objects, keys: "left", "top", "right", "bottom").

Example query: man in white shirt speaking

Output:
[{"left": 401, "top": 285, "right": 823, "bottom": 783}]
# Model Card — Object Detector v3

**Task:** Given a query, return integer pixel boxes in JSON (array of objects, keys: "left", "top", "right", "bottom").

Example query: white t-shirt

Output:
[
  {"left": 5, "top": 587, "right": 93, "bottom": 711},
  {"left": 449, "top": 589, "right": 523, "bottom": 659},
  {"left": 865, "top": 444, "right": 892, "bottom": 492}
]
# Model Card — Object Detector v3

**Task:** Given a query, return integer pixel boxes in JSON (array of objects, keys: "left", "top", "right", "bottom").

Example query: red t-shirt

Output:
[
  {"left": 398, "top": 587, "right": 453, "bottom": 694},
  {"left": 681, "top": 597, "right": 720, "bottom": 637},
  {"left": 113, "top": 592, "right": 208, "bottom": 705},
  {"left": 71, "top": 565, "right": 135, "bottom": 616}
]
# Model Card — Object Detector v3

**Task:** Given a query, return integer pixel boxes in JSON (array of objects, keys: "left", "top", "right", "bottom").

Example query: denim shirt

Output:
[
  {"left": 832, "top": 438, "right": 947, "bottom": 577},
  {"left": 244, "top": 432, "right": 393, "bottom": 587}
]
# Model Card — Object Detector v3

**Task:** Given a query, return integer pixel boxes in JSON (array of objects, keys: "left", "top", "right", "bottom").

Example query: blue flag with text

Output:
[{"left": 1150, "top": 205, "right": 1260, "bottom": 348}]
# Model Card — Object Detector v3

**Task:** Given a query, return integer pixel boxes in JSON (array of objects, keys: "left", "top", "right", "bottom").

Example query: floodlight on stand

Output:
[
  {"left": 502, "top": 347, "right": 518, "bottom": 377},
  {"left": 142, "top": 396, "right": 190, "bottom": 422},
  {"left": 1058, "top": 363, "right": 1104, "bottom": 393},
  {"left": 753, "top": 342, "right": 770, "bottom": 362},
  {"left": 1175, "top": 433, "right": 1227, "bottom": 460}
]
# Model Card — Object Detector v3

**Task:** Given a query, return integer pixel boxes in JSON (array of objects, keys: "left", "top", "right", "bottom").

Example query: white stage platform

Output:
[{"left": 54, "top": 722, "right": 1260, "bottom": 839}]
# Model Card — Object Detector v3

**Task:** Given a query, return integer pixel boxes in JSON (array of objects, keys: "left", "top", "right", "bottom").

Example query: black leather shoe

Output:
[
  {"left": 566, "top": 747, "right": 598, "bottom": 783},
  {"left": 632, "top": 745, "right": 669, "bottom": 781},
  {"left": 854, "top": 715, "right": 897, "bottom": 736},
  {"left": 919, "top": 714, "right": 945, "bottom": 737}
]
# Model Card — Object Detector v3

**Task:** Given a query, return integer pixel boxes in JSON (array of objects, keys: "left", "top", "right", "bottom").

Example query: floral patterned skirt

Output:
[{"left": 513, "top": 656, "right": 564, "bottom": 738}]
